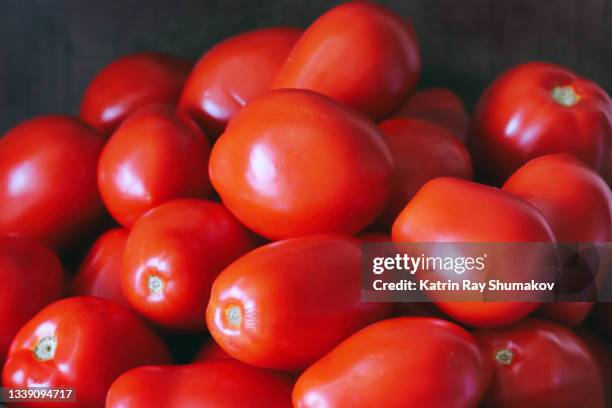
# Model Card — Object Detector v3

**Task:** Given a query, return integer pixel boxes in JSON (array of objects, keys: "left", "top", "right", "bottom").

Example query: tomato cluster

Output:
[{"left": 1, "top": 1, "right": 611, "bottom": 407}]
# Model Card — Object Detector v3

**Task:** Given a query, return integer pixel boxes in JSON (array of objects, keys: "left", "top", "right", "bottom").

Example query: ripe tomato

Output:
[
  {"left": 376, "top": 118, "right": 472, "bottom": 229},
  {"left": 471, "top": 62, "right": 612, "bottom": 183},
  {"left": 535, "top": 302, "right": 594, "bottom": 328},
  {"left": 473, "top": 318, "right": 604, "bottom": 408},
  {"left": 122, "top": 199, "right": 258, "bottom": 331},
  {"left": 70, "top": 228, "right": 129, "bottom": 308},
  {"left": 2, "top": 296, "right": 171, "bottom": 408},
  {"left": 193, "top": 340, "right": 232, "bottom": 362},
  {"left": 392, "top": 177, "right": 555, "bottom": 327},
  {"left": 98, "top": 105, "right": 211, "bottom": 227},
  {"left": 206, "top": 234, "right": 391, "bottom": 371},
  {"left": 209, "top": 89, "right": 393, "bottom": 240},
  {"left": 0, "top": 237, "right": 63, "bottom": 366},
  {"left": 80, "top": 52, "right": 191, "bottom": 135},
  {"left": 179, "top": 27, "right": 302, "bottom": 138},
  {"left": 271, "top": 1, "right": 420, "bottom": 121},
  {"left": 0, "top": 115, "right": 105, "bottom": 249},
  {"left": 106, "top": 360, "right": 293, "bottom": 408},
  {"left": 293, "top": 317, "right": 490, "bottom": 408}
]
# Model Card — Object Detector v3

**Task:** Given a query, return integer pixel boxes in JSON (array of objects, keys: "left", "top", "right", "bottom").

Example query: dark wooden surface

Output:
[{"left": 1, "top": 0, "right": 610, "bottom": 131}]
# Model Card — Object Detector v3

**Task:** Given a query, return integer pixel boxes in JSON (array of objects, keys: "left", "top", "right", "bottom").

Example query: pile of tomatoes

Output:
[{"left": 0, "top": 1, "right": 611, "bottom": 407}]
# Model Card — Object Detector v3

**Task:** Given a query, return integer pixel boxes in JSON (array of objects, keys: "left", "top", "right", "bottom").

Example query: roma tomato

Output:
[
  {"left": 376, "top": 118, "right": 472, "bottom": 229},
  {"left": 122, "top": 199, "right": 257, "bottom": 331},
  {"left": 392, "top": 177, "right": 555, "bottom": 327},
  {"left": 473, "top": 318, "right": 604, "bottom": 408},
  {"left": 271, "top": 1, "right": 420, "bottom": 121},
  {"left": 471, "top": 62, "right": 612, "bottom": 184},
  {"left": 70, "top": 228, "right": 129, "bottom": 308},
  {"left": 80, "top": 52, "right": 191, "bottom": 135},
  {"left": 207, "top": 234, "right": 391, "bottom": 371},
  {"left": 179, "top": 27, "right": 302, "bottom": 138},
  {"left": 209, "top": 89, "right": 393, "bottom": 240},
  {"left": 0, "top": 237, "right": 63, "bottom": 366},
  {"left": 106, "top": 360, "right": 292, "bottom": 408},
  {"left": 0, "top": 115, "right": 105, "bottom": 249},
  {"left": 293, "top": 317, "right": 490, "bottom": 408},
  {"left": 98, "top": 105, "right": 211, "bottom": 227},
  {"left": 2, "top": 297, "right": 171, "bottom": 408},
  {"left": 193, "top": 339, "right": 232, "bottom": 362}
]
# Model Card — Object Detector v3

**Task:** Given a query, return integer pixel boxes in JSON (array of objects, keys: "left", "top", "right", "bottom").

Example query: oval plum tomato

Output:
[
  {"left": 471, "top": 62, "right": 612, "bottom": 184},
  {"left": 70, "top": 228, "right": 129, "bottom": 308},
  {"left": 270, "top": 1, "right": 420, "bottom": 121},
  {"left": 98, "top": 105, "right": 211, "bottom": 227},
  {"left": 376, "top": 118, "right": 473, "bottom": 229},
  {"left": 122, "top": 199, "right": 257, "bottom": 331},
  {"left": 80, "top": 52, "right": 192, "bottom": 135},
  {"left": 392, "top": 177, "right": 555, "bottom": 327},
  {"left": 179, "top": 27, "right": 302, "bottom": 138},
  {"left": 206, "top": 234, "right": 391, "bottom": 371},
  {"left": 2, "top": 296, "right": 171, "bottom": 408},
  {"left": 106, "top": 360, "right": 292, "bottom": 408},
  {"left": 293, "top": 317, "right": 490, "bottom": 408},
  {"left": 209, "top": 89, "right": 394, "bottom": 240},
  {"left": 193, "top": 340, "right": 232, "bottom": 362},
  {"left": 0, "top": 115, "right": 105, "bottom": 249},
  {"left": 473, "top": 318, "right": 604, "bottom": 408},
  {"left": 535, "top": 302, "right": 594, "bottom": 328},
  {"left": 0, "top": 237, "right": 63, "bottom": 366}
]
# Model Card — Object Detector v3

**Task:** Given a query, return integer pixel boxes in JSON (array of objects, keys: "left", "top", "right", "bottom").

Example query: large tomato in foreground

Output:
[
  {"left": 473, "top": 318, "right": 604, "bottom": 408},
  {"left": 179, "top": 27, "right": 302, "bottom": 138},
  {"left": 0, "top": 115, "right": 105, "bottom": 249},
  {"left": 207, "top": 234, "right": 391, "bottom": 371},
  {"left": 2, "top": 297, "right": 171, "bottom": 408},
  {"left": 271, "top": 1, "right": 420, "bottom": 121},
  {"left": 80, "top": 52, "right": 191, "bottom": 135},
  {"left": 106, "top": 360, "right": 292, "bottom": 408},
  {"left": 209, "top": 89, "right": 393, "bottom": 240},
  {"left": 293, "top": 317, "right": 490, "bottom": 408},
  {"left": 471, "top": 62, "right": 612, "bottom": 184}
]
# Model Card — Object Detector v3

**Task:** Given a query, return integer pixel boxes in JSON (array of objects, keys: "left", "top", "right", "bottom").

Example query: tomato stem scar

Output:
[
  {"left": 33, "top": 336, "right": 57, "bottom": 361},
  {"left": 551, "top": 85, "right": 580, "bottom": 107},
  {"left": 148, "top": 275, "right": 164, "bottom": 294},
  {"left": 495, "top": 348, "right": 513, "bottom": 365},
  {"left": 225, "top": 305, "right": 242, "bottom": 327}
]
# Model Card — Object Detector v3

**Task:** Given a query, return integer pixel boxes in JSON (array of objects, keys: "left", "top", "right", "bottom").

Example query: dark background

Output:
[{"left": 1, "top": 0, "right": 610, "bottom": 132}]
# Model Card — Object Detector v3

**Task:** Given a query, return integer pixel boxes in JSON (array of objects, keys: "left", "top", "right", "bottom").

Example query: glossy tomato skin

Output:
[
  {"left": 2, "top": 296, "right": 171, "bottom": 408},
  {"left": 98, "top": 105, "right": 212, "bottom": 227},
  {"left": 80, "top": 52, "right": 192, "bottom": 135},
  {"left": 471, "top": 62, "right": 612, "bottom": 184},
  {"left": 293, "top": 317, "right": 490, "bottom": 408},
  {"left": 0, "top": 115, "right": 105, "bottom": 250},
  {"left": 179, "top": 27, "right": 302, "bottom": 139},
  {"left": 193, "top": 340, "right": 232, "bottom": 362},
  {"left": 122, "top": 199, "right": 258, "bottom": 331},
  {"left": 271, "top": 1, "right": 420, "bottom": 121},
  {"left": 70, "top": 228, "right": 130, "bottom": 308},
  {"left": 376, "top": 118, "right": 473, "bottom": 229},
  {"left": 392, "top": 177, "right": 555, "bottom": 327},
  {"left": 209, "top": 89, "right": 394, "bottom": 240},
  {"left": 0, "top": 237, "right": 63, "bottom": 366},
  {"left": 207, "top": 234, "right": 392, "bottom": 371},
  {"left": 106, "top": 360, "right": 292, "bottom": 408},
  {"left": 473, "top": 318, "right": 604, "bottom": 408}
]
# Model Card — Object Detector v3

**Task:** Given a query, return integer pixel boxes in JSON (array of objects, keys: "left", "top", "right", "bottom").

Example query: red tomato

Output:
[
  {"left": 122, "top": 199, "right": 257, "bottom": 331},
  {"left": 575, "top": 327, "right": 612, "bottom": 408},
  {"left": 80, "top": 52, "right": 191, "bottom": 135},
  {"left": 98, "top": 105, "right": 212, "bottom": 227},
  {"left": 535, "top": 302, "right": 594, "bottom": 328},
  {"left": 207, "top": 234, "right": 391, "bottom": 371},
  {"left": 0, "top": 237, "right": 63, "bottom": 366},
  {"left": 376, "top": 118, "right": 473, "bottom": 229},
  {"left": 392, "top": 177, "right": 555, "bottom": 327},
  {"left": 106, "top": 360, "right": 292, "bottom": 408},
  {"left": 271, "top": 1, "right": 420, "bottom": 121},
  {"left": 179, "top": 27, "right": 302, "bottom": 138},
  {"left": 70, "top": 228, "right": 129, "bottom": 308},
  {"left": 473, "top": 318, "right": 604, "bottom": 408},
  {"left": 209, "top": 89, "right": 394, "bottom": 240},
  {"left": 0, "top": 115, "right": 105, "bottom": 249},
  {"left": 2, "top": 297, "right": 171, "bottom": 408},
  {"left": 293, "top": 317, "right": 490, "bottom": 408},
  {"left": 471, "top": 62, "right": 612, "bottom": 184},
  {"left": 193, "top": 339, "right": 232, "bottom": 362}
]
